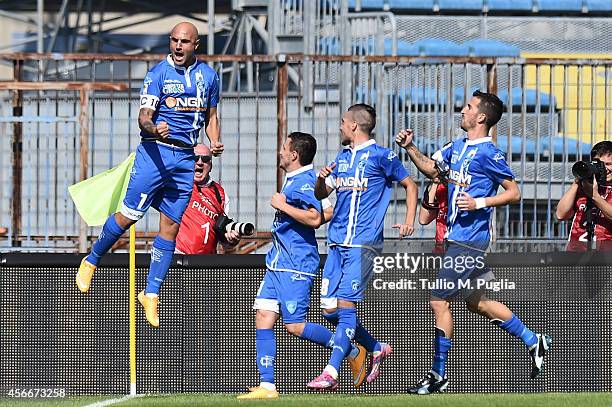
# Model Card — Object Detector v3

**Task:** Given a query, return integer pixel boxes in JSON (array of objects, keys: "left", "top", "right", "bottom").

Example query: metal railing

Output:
[{"left": 0, "top": 53, "right": 610, "bottom": 251}]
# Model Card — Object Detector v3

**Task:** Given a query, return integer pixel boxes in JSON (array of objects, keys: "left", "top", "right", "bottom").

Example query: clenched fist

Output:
[{"left": 395, "top": 129, "right": 414, "bottom": 149}]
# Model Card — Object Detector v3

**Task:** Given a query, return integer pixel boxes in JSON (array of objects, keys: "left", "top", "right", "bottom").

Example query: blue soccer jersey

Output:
[
  {"left": 266, "top": 164, "right": 327, "bottom": 276},
  {"left": 325, "top": 139, "right": 410, "bottom": 248},
  {"left": 139, "top": 55, "right": 220, "bottom": 147},
  {"left": 435, "top": 136, "right": 514, "bottom": 246}
]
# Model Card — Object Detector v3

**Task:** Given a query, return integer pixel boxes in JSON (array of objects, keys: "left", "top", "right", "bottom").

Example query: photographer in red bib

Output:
[
  {"left": 556, "top": 141, "right": 612, "bottom": 252},
  {"left": 175, "top": 143, "right": 241, "bottom": 254}
]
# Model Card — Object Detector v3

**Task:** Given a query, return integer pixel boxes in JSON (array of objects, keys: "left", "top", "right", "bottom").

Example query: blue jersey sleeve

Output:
[
  {"left": 484, "top": 148, "right": 514, "bottom": 184},
  {"left": 380, "top": 149, "right": 410, "bottom": 182},
  {"left": 293, "top": 182, "right": 322, "bottom": 212},
  {"left": 208, "top": 72, "right": 220, "bottom": 108},
  {"left": 434, "top": 141, "right": 453, "bottom": 164},
  {"left": 139, "top": 68, "right": 162, "bottom": 110}
]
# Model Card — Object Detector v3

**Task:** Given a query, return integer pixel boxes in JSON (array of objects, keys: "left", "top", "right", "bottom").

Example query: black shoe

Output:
[
  {"left": 529, "top": 333, "right": 552, "bottom": 379},
  {"left": 408, "top": 371, "right": 449, "bottom": 395}
]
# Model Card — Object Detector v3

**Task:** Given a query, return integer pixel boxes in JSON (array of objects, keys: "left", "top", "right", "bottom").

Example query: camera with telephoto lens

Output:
[
  {"left": 434, "top": 159, "right": 450, "bottom": 182},
  {"left": 572, "top": 159, "right": 607, "bottom": 185},
  {"left": 214, "top": 214, "right": 255, "bottom": 236}
]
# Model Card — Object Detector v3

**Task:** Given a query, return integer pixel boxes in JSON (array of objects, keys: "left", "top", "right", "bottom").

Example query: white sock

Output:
[
  {"left": 324, "top": 365, "right": 338, "bottom": 379},
  {"left": 260, "top": 382, "right": 276, "bottom": 391},
  {"left": 146, "top": 293, "right": 158, "bottom": 298}
]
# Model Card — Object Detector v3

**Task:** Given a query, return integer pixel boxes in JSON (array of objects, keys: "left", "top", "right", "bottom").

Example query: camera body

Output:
[
  {"left": 214, "top": 214, "right": 255, "bottom": 236},
  {"left": 572, "top": 159, "right": 607, "bottom": 185},
  {"left": 434, "top": 159, "right": 450, "bottom": 182}
]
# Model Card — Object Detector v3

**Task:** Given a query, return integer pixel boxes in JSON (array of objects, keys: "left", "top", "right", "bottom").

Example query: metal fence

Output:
[{"left": 0, "top": 53, "right": 611, "bottom": 251}]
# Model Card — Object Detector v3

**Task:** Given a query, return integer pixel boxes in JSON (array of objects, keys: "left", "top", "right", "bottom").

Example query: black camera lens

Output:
[{"left": 572, "top": 161, "right": 592, "bottom": 180}]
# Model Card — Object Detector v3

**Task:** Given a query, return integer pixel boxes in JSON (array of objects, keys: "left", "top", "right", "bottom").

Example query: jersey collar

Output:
[
  {"left": 166, "top": 54, "right": 198, "bottom": 71},
  {"left": 286, "top": 163, "right": 313, "bottom": 179},
  {"left": 465, "top": 136, "right": 492, "bottom": 146},
  {"left": 344, "top": 138, "right": 376, "bottom": 151}
]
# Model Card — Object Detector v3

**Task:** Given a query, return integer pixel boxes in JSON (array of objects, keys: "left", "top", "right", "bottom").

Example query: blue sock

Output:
[
  {"left": 498, "top": 314, "right": 538, "bottom": 348},
  {"left": 256, "top": 329, "right": 276, "bottom": 384},
  {"left": 432, "top": 327, "right": 452, "bottom": 377},
  {"left": 325, "top": 312, "right": 379, "bottom": 353},
  {"left": 323, "top": 310, "right": 339, "bottom": 326},
  {"left": 144, "top": 236, "right": 175, "bottom": 295},
  {"left": 86, "top": 215, "right": 127, "bottom": 266},
  {"left": 301, "top": 322, "right": 334, "bottom": 348},
  {"left": 355, "top": 318, "right": 379, "bottom": 353},
  {"left": 328, "top": 307, "right": 357, "bottom": 372}
]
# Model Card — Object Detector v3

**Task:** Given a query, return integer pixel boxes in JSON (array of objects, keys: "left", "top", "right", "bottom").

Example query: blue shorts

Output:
[
  {"left": 253, "top": 270, "right": 315, "bottom": 324},
  {"left": 121, "top": 141, "right": 195, "bottom": 224},
  {"left": 432, "top": 241, "right": 493, "bottom": 300},
  {"left": 320, "top": 245, "right": 376, "bottom": 309}
]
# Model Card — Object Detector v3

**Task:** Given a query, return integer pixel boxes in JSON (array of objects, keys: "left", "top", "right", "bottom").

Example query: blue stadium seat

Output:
[
  {"left": 541, "top": 136, "right": 592, "bottom": 156},
  {"left": 352, "top": 38, "right": 419, "bottom": 56},
  {"left": 462, "top": 39, "right": 520, "bottom": 57},
  {"left": 585, "top": 0, "right": 612, "bottom": 12},
  {"left": 538, "top": 0, "right": 583, "bottom": 12},
  {"left": 487, "top": 0, "right": 534, "bottom": 11},
  {"left": 413, "top": 38, "right": 470, "bottom": 56},
  {"left": 387, "top": 0, "right": 435, "bottom": 10},
  {"left": 497, "top": 135, "right": 537, "bottom": 155},
  {"left": 497, "top": 88, "right": 556, "bottom": 107},
  {"left": 454, "top": 87, "right": 556, "bottom": 108},
  {"left": 348, "top": 0, "right": 387, "bottom": 9},
  {"left": 398, "top": 87, "right": 449, "bottom": 105},
  {"left": 438, "top": 0, "right": 484, "bottom": 11}
]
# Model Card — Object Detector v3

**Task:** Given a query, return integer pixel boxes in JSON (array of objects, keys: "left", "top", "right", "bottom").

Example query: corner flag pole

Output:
[{"left": 129, "top": 224, "right": 137, "bottom": 395}]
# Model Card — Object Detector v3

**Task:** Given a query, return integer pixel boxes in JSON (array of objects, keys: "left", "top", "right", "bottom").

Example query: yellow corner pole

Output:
[{"left": 129, "top": 225, "right": 136, "bottom": 395}]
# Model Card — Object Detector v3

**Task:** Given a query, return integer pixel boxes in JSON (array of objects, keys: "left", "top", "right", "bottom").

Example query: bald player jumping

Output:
[{"left": 76, "top": 22, "right": 223, "bottom": 327}]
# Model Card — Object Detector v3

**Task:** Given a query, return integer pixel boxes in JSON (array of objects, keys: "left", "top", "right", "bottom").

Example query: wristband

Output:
[{"left": 474, "top": 197, "right": 487, "bottom": 210}]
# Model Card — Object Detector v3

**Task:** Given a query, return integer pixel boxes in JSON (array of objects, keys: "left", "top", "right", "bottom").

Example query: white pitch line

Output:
[{"left": 83, "top": 394, "right": 144, "bottom": 407}]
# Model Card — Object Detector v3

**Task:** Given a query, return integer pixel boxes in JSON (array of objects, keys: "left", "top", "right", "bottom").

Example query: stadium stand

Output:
[
  {"left": 413, "top": 38, "right": 470, "bottom": 56},
  {"left": 537, "top": 0, "right": 585, "bottom": 13},
  {"left": 438, "top": 0, "right": 484, "bottom": 11},
  {"left": 349, "top": 0, "right": 612, "bottom": 13},
  {"left": 462, "top": 38, "right": 521, "bottom": 57},
  {"left": 386, "top": 0, "right": 435, "bottom": 11},
  {"left": 487, "top": 0, "right": 535, "bottom": 11}
]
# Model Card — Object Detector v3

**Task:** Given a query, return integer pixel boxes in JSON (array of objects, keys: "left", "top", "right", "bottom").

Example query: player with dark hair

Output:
[
  {"left": 76, "top": 22, "right": 223, "bottom": 327},
  {"left": 238, "top": 132, "right": 368, "bottom": 399},
  {"left": 308, "top": 103, "right": 418, "bottom": 390},
  {"left": 396, "top": 90, "right": 551, "bottom": 394},
  {"left": 556, "top": 140, "right": 612, "bottom": 251}
]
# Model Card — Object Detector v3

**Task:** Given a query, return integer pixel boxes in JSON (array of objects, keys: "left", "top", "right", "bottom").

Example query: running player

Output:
[
  {"left": 307, "top": 103, "right": 418, "bottom": 390},
  {"left": 397, "top": 90, "right": 551, "bottom": 394}
]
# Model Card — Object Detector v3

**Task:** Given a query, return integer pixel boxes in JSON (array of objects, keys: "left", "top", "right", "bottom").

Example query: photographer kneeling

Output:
[
  {"left": 176, "top": 144, "right": 251, "bottom": 254},
  {"left": 556, "top": 141, "right": 612, "bottom": 251}
]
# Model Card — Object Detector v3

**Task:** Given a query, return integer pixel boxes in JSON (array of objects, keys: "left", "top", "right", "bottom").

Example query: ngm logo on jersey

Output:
[
  {"left": 448, "top": 169, "right": 472, "bottom": 187},
  {"left": 165, "top": 96, "right": 207, "bottom": 112},
  {"left": 336, "top": 176, "right": 368, "bottom": 191}
]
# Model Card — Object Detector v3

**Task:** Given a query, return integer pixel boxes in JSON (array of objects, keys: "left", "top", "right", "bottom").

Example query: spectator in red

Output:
[
  {"left": 419, "top": 177, "right": 448, "bottom": 254},
  {"left": 556, "top": 141, "right": 612, "bottom": 251},
  {"left": 175, "top": 144, "right": 240, "bottom": 254}
]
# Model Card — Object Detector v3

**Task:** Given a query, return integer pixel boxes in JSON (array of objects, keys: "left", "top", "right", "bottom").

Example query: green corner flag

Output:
[{"left": 69, "top": 153, "right": 135, "bottom": 226}]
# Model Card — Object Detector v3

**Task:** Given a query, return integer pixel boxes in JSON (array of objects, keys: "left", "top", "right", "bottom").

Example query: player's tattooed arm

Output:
[
  {"left": 138, "top": 108, "right": 169, "bottom": 139},
  {"left": 395, "top": 129, "right": 438, "bottom": 179},
  {"left": 205, "top": 107, "right": 224, "bottom": 156}
]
